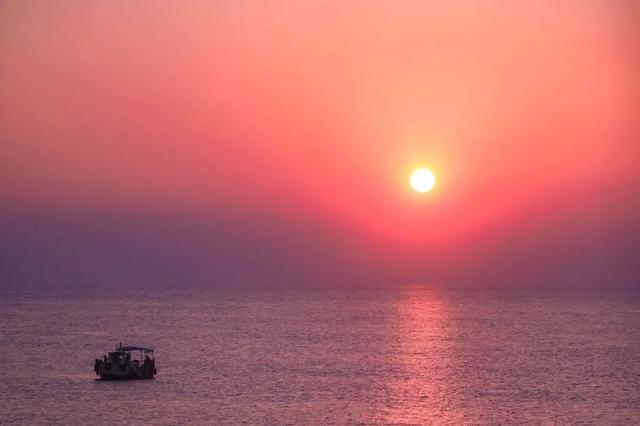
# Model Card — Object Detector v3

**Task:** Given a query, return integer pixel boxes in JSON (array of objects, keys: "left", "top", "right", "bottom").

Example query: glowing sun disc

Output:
[{"left": 410, "top": 167, "right": 436, "bottom": 193}]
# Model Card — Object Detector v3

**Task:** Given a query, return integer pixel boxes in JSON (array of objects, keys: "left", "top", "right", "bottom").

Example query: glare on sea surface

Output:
[{"left": 410, "top": 167, "right": 436, "bottom": 193}]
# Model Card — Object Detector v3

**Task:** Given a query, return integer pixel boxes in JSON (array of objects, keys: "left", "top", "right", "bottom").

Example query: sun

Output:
[{"left": 410, "top": 167, "right": 436, "bottom": 193}]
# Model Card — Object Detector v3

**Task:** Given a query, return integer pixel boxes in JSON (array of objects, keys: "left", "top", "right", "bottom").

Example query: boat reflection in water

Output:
[{"left": 94, "top": 343, "right": 157, "bottom": 380}]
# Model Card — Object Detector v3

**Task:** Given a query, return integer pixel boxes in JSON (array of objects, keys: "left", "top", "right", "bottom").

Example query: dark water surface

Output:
[{"left": 1, "top": 287, "right": 639, "bottom": 424}]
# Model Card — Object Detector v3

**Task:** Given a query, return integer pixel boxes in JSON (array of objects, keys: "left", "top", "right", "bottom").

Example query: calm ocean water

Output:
[{"left": 1, "top": 287, "right": 639, "bottom": 425}]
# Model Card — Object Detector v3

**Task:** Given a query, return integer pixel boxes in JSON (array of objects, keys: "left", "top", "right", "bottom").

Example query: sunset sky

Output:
[{"left": 1, "top": 0, "right": 638, "bottom": 288}]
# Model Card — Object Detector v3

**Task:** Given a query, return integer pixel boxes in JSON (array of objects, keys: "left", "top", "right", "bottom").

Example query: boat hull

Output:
[
  {"left": 94, "top": 359, "right": 157, "bottom": 380},
  {"left": 99, "top": 372, "right": 155, "bottom": 380}
]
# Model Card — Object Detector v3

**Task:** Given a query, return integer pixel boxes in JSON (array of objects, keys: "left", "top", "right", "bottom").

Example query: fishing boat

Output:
[{"left": 94, "top": 343, "right": 157, "bottom": 380}]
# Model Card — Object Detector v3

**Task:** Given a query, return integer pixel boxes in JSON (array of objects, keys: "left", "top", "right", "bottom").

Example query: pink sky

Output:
[{"left": 1, "top": 0, "right": 638, "bottom": 287}]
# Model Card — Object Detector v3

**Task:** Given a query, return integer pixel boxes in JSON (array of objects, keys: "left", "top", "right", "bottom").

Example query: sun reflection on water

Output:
[{"left": 383, "top": 287, "right": 459, "bottom": 424}]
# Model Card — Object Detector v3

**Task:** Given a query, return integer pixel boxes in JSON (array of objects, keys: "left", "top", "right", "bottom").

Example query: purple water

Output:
[{"left": 1, "top": 287, "right": 639, "bottom": 424}]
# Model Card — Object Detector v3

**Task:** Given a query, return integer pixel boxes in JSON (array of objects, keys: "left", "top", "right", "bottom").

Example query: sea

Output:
[{"left": 1, "top": 287, "right": 639, "bottom": 425}]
